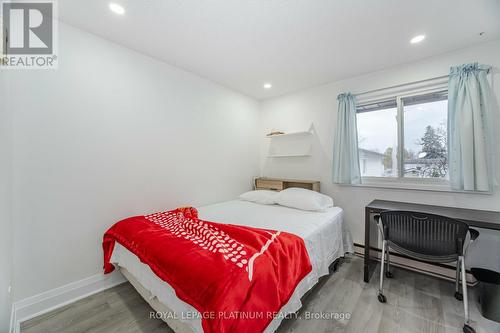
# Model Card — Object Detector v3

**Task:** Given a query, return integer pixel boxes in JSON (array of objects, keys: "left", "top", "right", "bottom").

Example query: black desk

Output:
[{"left": 364, "top": 199, "right": 500, "bottom": 283}]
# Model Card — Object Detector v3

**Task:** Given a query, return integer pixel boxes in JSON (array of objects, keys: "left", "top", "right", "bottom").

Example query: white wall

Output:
[
  {"left": 260, "top": 40, "right": 500, "bottom": 270},
  {"left": 0, "top": 66, "right": 13, "bottom": 332},
  {"left": 6, "top": 24, "right": 261, "bottom": 302}
]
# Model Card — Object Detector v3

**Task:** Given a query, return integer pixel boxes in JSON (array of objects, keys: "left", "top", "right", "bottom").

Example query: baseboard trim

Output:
[{"left": 9, "top": 270, "right": 126, "bottom": 333}]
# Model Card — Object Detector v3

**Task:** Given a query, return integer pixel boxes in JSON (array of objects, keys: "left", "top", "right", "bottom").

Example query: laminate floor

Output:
[{"left": 21, "top": 256, "right": 500, "bottom": 333}]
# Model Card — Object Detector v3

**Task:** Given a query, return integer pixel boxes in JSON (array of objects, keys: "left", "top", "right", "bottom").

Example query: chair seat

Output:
[{"left": 388, "top": 241, "right": 459, "bottom": 263}]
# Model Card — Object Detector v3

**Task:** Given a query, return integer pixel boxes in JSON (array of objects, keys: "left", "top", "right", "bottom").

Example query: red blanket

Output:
[{"left": 103, "top": 207, "right": 312, "bottom": 333}]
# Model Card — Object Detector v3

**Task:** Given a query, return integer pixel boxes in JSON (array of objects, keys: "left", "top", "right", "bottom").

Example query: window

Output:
[
  {"left": 402, "top": 92, "right": 448, "bottom": 179},
  {"left": 357, "top": 101, "right": 398, "bottom": 177},
  {"left": 356, "top": 90, "right": 448, "bottom": 183}
]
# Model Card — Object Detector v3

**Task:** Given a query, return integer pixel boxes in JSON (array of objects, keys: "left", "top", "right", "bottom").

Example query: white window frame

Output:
[{"left": 355, "top": 83, "right": 454, "bottom": 192}]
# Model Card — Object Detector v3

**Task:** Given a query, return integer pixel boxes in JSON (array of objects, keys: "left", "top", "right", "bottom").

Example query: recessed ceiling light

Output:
[
  {"left": 109, "top": 3, "right": 125, "bottom": 15},
  {"left": 410, "top": 35, "right": 426, "bottom": 44},
  {"left": 263, "top": 83, "right": 272, "bottom": 89}
]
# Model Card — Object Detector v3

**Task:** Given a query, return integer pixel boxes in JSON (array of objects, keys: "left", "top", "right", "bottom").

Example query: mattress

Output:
[{"left": 110, "top": 200, "right": 353, "bottom": 333}]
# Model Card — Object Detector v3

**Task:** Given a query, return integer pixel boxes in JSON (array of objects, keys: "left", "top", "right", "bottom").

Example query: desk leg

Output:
[{"left": 364, "top": 207, "right": 377, "bottom": 282}]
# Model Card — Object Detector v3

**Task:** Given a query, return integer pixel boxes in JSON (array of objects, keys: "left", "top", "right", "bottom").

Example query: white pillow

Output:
[
  {"left": 238, "top": 190, "right": 278, "bottom": 205},
  {"left": 276, "top": 187, "right": 333, "bottom": 211}
]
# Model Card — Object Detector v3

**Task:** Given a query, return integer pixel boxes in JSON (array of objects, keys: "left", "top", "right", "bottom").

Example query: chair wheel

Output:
[
  {"left": 377, "top": 293, "right": 387, "bottom": 303},
  {"left": 463, "top": 324, "right": 475, "bottom": 333},
  {"left": 385, "top": 271, "right": 393, "bottom": 278},
  {"left": 455, "top": 292, "right": 463, "bottom": 301}
]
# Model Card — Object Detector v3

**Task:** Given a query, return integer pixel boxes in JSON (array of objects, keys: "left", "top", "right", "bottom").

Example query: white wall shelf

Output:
[
  {"left": 266, "top": 154, "right": 311, "bottom": 158},
  {"left": 266, "top": 128, "right": 313, "bottom": 157},
  {"left": 266, "top": 131, "right": 312, "bottom": 138}
]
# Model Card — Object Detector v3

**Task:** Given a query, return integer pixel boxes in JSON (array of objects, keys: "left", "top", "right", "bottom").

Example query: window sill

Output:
[{"left": 345, "top": 177, "right": 492, "bottom": 195}]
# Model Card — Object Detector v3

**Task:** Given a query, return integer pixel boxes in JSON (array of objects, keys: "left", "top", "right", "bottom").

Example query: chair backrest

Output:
[{"left": 380, "top": 210, "right": 470, "bottom": 262}]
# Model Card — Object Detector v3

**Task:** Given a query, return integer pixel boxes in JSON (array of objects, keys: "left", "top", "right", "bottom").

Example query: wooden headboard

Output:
[{"left": 254, "top": 177, "right": 320, "bottom": 192}]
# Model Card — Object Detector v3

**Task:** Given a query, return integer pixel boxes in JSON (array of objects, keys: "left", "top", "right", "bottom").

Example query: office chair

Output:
[{"left": 374, "top": 211, "right": 479, "bottom": 333}]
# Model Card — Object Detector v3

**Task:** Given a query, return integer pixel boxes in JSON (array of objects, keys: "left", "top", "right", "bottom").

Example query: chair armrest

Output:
[
  {"left": 463, "top": 228, "right": 480, "bottom": 256},
  {"left": 374, "top": 215, "right": 386, "bottom": 239},
  {"left": 469, "top": 228, "right": 480, "bottom": 241}
]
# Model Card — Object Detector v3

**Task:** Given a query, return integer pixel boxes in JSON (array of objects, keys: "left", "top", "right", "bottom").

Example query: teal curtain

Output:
[
  {"left": 448, "top": 63, "right": 495, "bottom": 191},
  {"left": 333, "top": 93, "right": 361, "bottom": 184}
]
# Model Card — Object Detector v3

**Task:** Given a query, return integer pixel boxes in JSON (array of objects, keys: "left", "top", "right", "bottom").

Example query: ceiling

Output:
[{"left": 58, "top": 0, "right": 500, "bottom": 100}]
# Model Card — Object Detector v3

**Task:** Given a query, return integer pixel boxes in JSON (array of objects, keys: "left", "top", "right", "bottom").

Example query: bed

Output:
[{"left": 108, "top": 199, "right": 353, "bottom": 333}]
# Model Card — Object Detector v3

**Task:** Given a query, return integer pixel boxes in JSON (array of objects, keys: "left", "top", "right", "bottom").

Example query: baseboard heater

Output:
[{"left": 353, "top": 243, "right": 477, "bottom": 286}]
